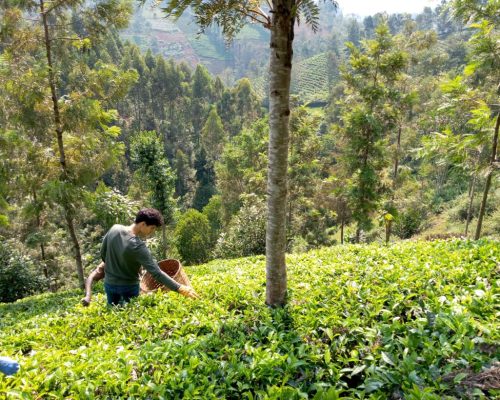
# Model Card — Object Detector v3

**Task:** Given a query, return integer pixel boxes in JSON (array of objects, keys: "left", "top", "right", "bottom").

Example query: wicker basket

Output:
[{"left": 140, "top": 259, "right": 191, "bottom": 293}]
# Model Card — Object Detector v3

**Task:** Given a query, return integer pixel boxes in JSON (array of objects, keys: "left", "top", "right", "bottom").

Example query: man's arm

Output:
[
  {"left": 134, "top": 243, "right": 198, "bottom": 298},
  {"left": 81, "top": 262, "right": 105, "bottom": 306}
]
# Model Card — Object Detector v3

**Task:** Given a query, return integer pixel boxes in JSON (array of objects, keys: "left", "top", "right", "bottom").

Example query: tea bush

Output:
[{"left": 0, "top": 239, "right": 498, "bottom": 399}]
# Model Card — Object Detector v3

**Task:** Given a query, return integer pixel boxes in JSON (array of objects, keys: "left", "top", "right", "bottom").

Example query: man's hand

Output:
[
  {"left": 178, "top": 285, "right": 199, "bottom": 299},
  {"left": 81, "top": 297, "right": 91, "bottom": 307}
]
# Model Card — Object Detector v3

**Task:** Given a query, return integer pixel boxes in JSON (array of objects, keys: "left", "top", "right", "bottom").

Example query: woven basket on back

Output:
[{"left": 140, "top": 259, "right": 191, "bottom": 293}]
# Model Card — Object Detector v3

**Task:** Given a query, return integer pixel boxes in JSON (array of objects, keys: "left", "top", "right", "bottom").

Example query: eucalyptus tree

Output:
[
  {"left": 0, "top": 0, "right": 136, "bottom": 287},
  {"left": 215, "top": 118, "right": 268, "bottom": 223},
  {"left": 201, "top": 105, "right": 227, "bottom": 166},
  {"left": 157, "top": 0, "right": 338, "bottom": 306}
]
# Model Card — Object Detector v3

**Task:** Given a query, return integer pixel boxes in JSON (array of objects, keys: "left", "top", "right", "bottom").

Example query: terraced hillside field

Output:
[{"left": 254, "top": 52, "right": 332, "bottom": 104}]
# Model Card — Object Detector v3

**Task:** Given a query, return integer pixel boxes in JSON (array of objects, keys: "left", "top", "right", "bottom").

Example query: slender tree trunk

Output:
[
  {"left": 266, "top": 1, "right": 295, "bottom": 307},
  {"left": 64, "top": 209, "right": 84, "bottom": 286},
  {"left": 32, "top": 190, "right": 48, "bottom": 278},
  {"left": 40, "top": 0, "right": 84, "bottom": 288},
  {"left": 475, "top": 111, "right": 499, "bottom": 240},
  {"left": 340, "top": 218, "right": 344, "bottom": 245},
  {"left": 393, "top": 125, "right": 402, "bottom": 186},
  {"left": 465, "top": 175, "right": 476, "bottom": 236}
]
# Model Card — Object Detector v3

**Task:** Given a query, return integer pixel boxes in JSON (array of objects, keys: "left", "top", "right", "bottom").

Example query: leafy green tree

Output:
[
  {"left": 191, "top": 64, "right": 214, "bottom": 143},
  {"left": 231, "top": 77, "right": 262, "bottom": 135},
  {"left": 287, "top": 107, "right": 328, "bottom": 245},
  {"left": 415, "top": 6, "right": 435, "bottom": 31},
  {"left": 202, "top": 195, "right": 224, "bottom": 249},
  {"left": 122, "top": 45, "right": 151, "bottom": 131},
  {"left": 192, "top": 149, "right": 217, "bottom": 211},
  {"left": 419, "top": 77, "right": 490, "bottom": 236},
  {"left": 451, "top": 0, "right": 499, "bottom": 239},
  {"left": 0, "top": 128, "right": 53, "bottom": 276},
  {"left": 174, "top": 209, "right": 211, "bottom": 265},
  {"left": 346, "top": 19, "right": 361, "bottom": 47},
  {"left": 336, "top": 23, "right": 408, "bottom": 242},
  {"left": 363, "top": 15, "right": 375, "bottom": 38},
  {"left": 0, "top": 0, "right": 134, "bottom": 287},
  {"left": 173, "top": 149, "right": 196, "bottom": 208},
  {"left": 420, "top": 0, "right": 500, "bottom": 240},
  {"left": 213, "top": 194, "right": 267, "bottom": 259},
  {"left": 215, "top": 118, "right": 268, "bottom": 222},
  {"left": 158, "top": 0, "right": 338, "bottom": 306},
  {"left": 130, "top": 130, "right": 177, "bottom": 257},
  {"left": 86, "top": 182, "right": 140, "bottom": 232},
  {"left": 201, "top": 105, "right": 227, "bottom": 165}
]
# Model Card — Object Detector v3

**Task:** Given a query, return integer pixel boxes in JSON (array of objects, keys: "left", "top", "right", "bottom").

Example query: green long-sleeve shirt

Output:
[{"left": 100, "top": 224, "right": 180, "bottom": 291}]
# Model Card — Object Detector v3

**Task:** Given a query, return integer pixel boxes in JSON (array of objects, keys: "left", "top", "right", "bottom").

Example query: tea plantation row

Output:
[{"left": 0, "top": 239, "right": 498, "bottom": 399}]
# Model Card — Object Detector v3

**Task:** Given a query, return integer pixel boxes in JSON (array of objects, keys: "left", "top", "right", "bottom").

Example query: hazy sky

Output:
[{"left": 337, "top": 0, "right": 440, "bottom": 16}]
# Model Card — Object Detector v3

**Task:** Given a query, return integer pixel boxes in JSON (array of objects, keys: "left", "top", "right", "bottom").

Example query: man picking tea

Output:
[{"left": 85, "top": 208, "right": 198, "bottom": 306}]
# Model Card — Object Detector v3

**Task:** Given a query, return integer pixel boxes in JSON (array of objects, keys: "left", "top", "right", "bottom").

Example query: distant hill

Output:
[{"left": 121, "top": 4, "right": 269, "bottom": 75}]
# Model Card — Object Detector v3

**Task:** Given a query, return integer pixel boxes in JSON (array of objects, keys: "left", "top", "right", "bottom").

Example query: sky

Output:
[{"left": 336, "top": 0, "right": 440, "bottom": 17}]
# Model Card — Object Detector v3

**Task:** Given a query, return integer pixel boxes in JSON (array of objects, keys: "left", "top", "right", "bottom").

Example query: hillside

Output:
[
  {"left": 253, "top": 52, "right": 333, "bottom": 104},
  {"left": 121, "top": 4, "right": 269, "bottom": 75},
  {"left": 1, "top": 240, "right": 498, "bottom": 399}
]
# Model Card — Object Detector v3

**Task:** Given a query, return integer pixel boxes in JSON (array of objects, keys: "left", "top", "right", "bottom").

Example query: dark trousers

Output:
[{"left": 104, "top": 283, "right": 140, "bottom": 305}]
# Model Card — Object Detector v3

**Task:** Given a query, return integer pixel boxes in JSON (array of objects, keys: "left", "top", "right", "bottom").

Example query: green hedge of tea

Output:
[{"left": 0, "top": 239, "right": 498, "bottom": 399}]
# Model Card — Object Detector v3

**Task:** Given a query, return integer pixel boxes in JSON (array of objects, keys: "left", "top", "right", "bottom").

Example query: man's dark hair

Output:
[{"left": 135, "top": 208, "right": 164, "bottom": 227}]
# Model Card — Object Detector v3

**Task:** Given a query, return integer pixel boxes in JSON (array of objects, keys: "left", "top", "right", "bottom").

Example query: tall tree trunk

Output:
[
  {"left": 32, "top": 190, "right": 48, "bottom": 278},
  {"left": 266, "top": 1, "right": 295, "bottom": 307},
  {"left": 64, "top": 209, "right": 84, "bottom": 286},
  {"left": 340, "top": 218, "right": 344, "bottom": 245},
  {"left": 465, "top": 175, "right": 476, "bottom": 236},
  {"left": 393, "top": 125, "right": 402, "bottom": 187},
  {"left": 40, "top": 0, "right": 84, "bottom": 288},
  {"left": 475, "top": 111, "right": 499, "bottom": 240}
]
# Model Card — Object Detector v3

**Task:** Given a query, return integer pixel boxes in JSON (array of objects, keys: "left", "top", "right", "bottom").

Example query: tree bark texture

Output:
[{"left": 266, "top": 0, "right": 295, "bottom": 307}]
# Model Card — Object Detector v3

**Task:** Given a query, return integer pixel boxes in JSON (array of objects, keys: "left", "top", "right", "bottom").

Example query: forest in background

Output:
[{"left": 0, "top": 0, "right": 498, "bottom": 302}]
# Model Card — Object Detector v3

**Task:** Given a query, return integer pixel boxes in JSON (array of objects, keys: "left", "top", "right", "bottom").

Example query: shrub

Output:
[
  {"left": 481, "top": 208, "right": 500, "bottom": 236},
  {"left": 214, "top": 195, "right": 266, "bottom": 259},
  {"left": 202, "top": 195, "right": 223, "bottom": 247},
  {"left": 174, "top": 209, "right": 211, "bottom": 265},
  {"left": 448, "top": 190, "right": 498, "bottom": 223},
  {"left": 0, "top": 239, "right": 48, "bottom": 303},
  {"left": 394, "top": 205, "right": 428, "bottom": 239}
]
